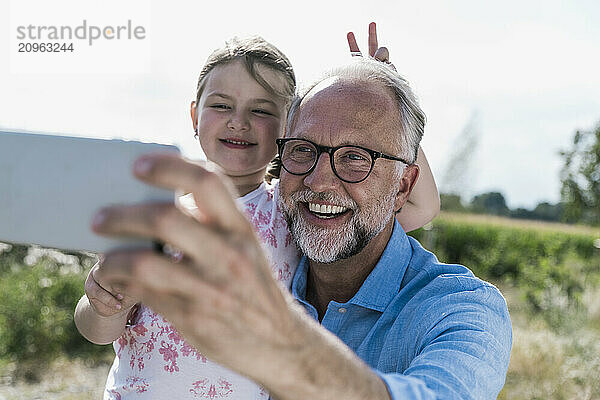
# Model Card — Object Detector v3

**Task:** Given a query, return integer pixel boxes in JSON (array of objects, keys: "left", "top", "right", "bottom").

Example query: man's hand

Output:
[
  {"left": 90, "top": 154, "right": 390, "bottom": 399},
  {"left": 91, "top": 155, "right": 304, "bottom": 382},
  {"left": 85, "top": 262, "right": 139, "bottom": 317},
  {"left": 347, "top": 22, "right": 396, "bottom": 70}
]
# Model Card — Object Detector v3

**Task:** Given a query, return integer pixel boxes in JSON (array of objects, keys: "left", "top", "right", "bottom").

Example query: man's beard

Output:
[{"left": 279, "top": 189, "right": 397, "bottom": 264}]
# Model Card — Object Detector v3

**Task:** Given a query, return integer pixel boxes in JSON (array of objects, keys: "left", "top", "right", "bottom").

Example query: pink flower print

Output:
[
  {"left": 284, "top": 231, "right": 294, "bottom": 248},
  {"left": 257, "top": 210, "right": 271, "bottom": 226},
  {"left": 106, "top": 376, "right": 150, "bottom": 399},
  {"left": 181, "top": 341, "right": 207, "bottom": 362},
  {"left": 217, "top": 378, "right": 234, "bottom": 396},
  {"left": 124, "top": 376, "right": 149, "bottom": 393},
  {"left": 145, "top": 308, "right": 162, "bottom": 327},
  {"left": 116, "top": 336, "right": 128, "bottom": 355},
  {"left": 190, "top": 378, "right": 234, "bottom": 398},
  {"left": 259, "top": 226, "right": 278, "bottom": 248},
  {"left": 277, "top": 262, "right": 292, "bottom": 283},
  {"left": 107, "top": 389, "right": 122, "bottom": 400},
  {"left": 159, "top": 341, "right": 180, "bottom": 373},
  {"left": 273, "top": 205, "right": 286, "bottom": 229},
  {"left": 132, "top": 323, "right": 147, "bottom": 336},
  {"left": 190, "top": 378, "right": 210, "bottom": 398},
  {"left": 168, "top": 328, "right": 183, "bottom": 344},
  {"left": 244, "top": 203, "right": 257, "bottom": 218},
  {"left": 120, "top": 324, "right": 155, "bottom": 372}
]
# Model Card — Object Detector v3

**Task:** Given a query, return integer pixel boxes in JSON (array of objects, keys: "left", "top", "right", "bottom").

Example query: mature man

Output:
[{"left": 93, "top": 58, "right": 512, "bottom": 399}]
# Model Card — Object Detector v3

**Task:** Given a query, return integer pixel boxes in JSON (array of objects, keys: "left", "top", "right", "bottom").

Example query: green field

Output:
[{"left": 1, "top": 212, "right": 599, "bottom": 399}]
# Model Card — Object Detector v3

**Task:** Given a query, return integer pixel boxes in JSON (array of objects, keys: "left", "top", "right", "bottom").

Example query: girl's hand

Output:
[
  {"left": 85, "top": 262, "right": 139, "bottom": 317},
  {"left": 347, "top": 22, "right": 396, "bottom": 70}
]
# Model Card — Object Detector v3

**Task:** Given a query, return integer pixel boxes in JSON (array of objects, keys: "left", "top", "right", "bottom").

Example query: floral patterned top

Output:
[{"left": 104, "top": 181, "right": 299, "bottom": 399}]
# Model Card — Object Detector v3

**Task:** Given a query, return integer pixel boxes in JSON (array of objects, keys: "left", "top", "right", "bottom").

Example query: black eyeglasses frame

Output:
[{"left": 276, "top": 137, "right": 411, "bottom": 184}]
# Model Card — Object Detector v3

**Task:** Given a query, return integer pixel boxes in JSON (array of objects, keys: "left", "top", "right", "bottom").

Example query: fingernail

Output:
[
  {"left": 134, "top": 157, "right": 153, "bottom": 176},
  {"left": 92, "top": 210, "right": 107, "bottom": 229},
  {"left": 115, "top": 303, "right": 122, "bottom": 310},
  {"left": 116, "top": 294, "right": 124, "bottom": 300}
]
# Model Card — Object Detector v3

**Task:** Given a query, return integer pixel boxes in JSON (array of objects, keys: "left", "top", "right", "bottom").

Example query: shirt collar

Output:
[{"left": 291, "top": 220, "right": 412, "bottom": 313}]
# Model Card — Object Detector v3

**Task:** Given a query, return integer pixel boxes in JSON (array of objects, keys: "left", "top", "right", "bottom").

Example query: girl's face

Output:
[{"left": 191, "top": 60, "right": 288, "bottom": 178}]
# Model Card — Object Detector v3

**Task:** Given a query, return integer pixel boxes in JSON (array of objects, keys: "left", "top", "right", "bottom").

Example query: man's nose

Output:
[
  {"left": 227, "top": 110, "right": 250, "bottom": 131},
  {"left": 303, "top": 152, "right": 341, "bottom": 192}
]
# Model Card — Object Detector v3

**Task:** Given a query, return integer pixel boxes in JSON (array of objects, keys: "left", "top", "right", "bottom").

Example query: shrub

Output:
[
  {"left": 0, "top": 244, "right": 112, "bottom": 380},
  {"left": 411, "top": 214, "right": 600, "bottom": 328}
]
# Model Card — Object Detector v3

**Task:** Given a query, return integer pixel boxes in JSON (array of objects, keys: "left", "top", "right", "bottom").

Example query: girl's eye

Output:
[{"left": 252, "top": 109, "right": 273, "bottom": 116}]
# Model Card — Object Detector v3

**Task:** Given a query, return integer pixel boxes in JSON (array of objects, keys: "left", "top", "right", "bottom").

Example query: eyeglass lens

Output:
[{"left": 280, "top": 139, "right": 373, "bottom": 182}]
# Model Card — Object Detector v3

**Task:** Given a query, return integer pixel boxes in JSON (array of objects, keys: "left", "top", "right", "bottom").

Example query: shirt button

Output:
[{"left": 338, "top": 307, "right": 347, "bottom": 314}]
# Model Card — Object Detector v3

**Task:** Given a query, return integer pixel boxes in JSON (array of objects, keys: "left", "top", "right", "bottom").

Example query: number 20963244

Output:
[{"left": 18, "top": 43, "right": 74, "bottom": 52}]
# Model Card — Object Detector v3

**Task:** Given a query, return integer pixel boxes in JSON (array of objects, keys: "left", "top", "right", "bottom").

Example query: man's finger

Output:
[
  {"left": 368, "top": 22, "right": 378, "bottom": 56},
  {"left": 92, "top": 203, "right": 253, "bottom": 283},
  {"left": 132, "top": 153, "right": 252, "bottom": 235},
  {"left": 101, "top": 250, "right": 222, "bottom": 308},
  {"left": 347, "top": 32, "right": 361, "bottom": 56}
]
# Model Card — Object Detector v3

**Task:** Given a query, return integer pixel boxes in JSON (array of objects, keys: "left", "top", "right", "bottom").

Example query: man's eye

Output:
[
  {"left": 209, "top": 104, "right": 231, "bottom": 110},
  {"left": 348, "top": 154, "right": 365, "bottom": 161},
  {"left": 345, "top": 153, "right": 367, "bottom": 161},
  {"left": 294, "top": 145, "right": 314, "bottom": 153}
]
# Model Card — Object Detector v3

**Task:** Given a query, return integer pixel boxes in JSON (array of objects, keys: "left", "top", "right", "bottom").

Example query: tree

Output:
[
  {"left": 560, "top": 122, "right": 600, "bottom": 226},
  {"left": 440, "top": 193, "right": 467, "bottom": 212},
  {"left": 510, "top": 207, "right": 535, "bottom": 220},
  {"left": 532, "top": 202, "right": 564, "bottom": 222},
  {"left": 470, "top": 192, "right": 509, "bottom": 216},
  {"left": 439, "top": 112, "right": 481, "bottom": 196}
]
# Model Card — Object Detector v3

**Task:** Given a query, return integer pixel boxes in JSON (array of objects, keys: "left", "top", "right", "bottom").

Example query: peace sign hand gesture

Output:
[{"left": 347, "top": 22, "right": 396, "bottom": 70}]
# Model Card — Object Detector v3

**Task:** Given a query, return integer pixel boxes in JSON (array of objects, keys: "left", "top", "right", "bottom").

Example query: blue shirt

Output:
[{"left": 291, "top": 221, "right": 512, "bottom": 399}]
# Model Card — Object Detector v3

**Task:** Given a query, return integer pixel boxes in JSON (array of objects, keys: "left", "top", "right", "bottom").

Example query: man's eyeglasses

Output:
[{"left": 276, "top": 138, "right": 410, "bottom": 184}]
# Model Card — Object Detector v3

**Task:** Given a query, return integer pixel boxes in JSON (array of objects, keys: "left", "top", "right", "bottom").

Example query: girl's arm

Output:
[
  {"left": 396, "top": 146, "right": 440, "bottom": 232},
  {"left": 74, "top": 294, "right": 131, "bottom": 345},
  {"left": 74, "top": 262, "right": 138, "bottom": 344}
]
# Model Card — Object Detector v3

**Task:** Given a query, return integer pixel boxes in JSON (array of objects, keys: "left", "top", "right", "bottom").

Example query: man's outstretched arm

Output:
[
  {"left": 380, "top": 281, "right": 512, "bottom": 399},
  {"left": 91, "top": 154, "right": 391, "bottom": 400}
]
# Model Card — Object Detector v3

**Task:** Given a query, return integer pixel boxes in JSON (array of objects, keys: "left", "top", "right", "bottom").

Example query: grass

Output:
[
  {"left": 498, "top": 282, "right": 600, "bottom": 399},
  {"left": 438, "top": 211, "right": 600, "bottom": 237},
  {"left": 0, "top": 354, "right": 113, "bottom": 400}
]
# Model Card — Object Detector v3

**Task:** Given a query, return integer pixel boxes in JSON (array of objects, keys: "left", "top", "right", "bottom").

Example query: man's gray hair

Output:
[{"left": 286, "top": 58, "right": 425, "bottom": 164}]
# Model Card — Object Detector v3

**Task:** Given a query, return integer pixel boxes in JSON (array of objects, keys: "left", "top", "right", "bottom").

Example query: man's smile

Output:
[
  {"left": 300, "top": 202, "right": 353, "bottom": 225},
  {"left": 307, "top": 202, "right": 350, "bottom": 218}
]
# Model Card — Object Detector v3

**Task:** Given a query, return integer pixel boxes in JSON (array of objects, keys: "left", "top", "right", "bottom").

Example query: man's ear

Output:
[
  {"left": 190, "top": 101, "right": 198, "bottom": 135},
  {"left": 394, "top": 164, "right": 420, "bottom": 212}
]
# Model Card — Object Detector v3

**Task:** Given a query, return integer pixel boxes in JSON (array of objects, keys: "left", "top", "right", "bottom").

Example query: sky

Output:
[{"left": 1, "top": 0, "right": 599, "bottom": 209}]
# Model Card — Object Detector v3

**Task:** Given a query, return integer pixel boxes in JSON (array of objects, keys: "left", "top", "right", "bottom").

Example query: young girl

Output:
[{"left": 75, "top": 26, "right": 440, "bottom": 400}]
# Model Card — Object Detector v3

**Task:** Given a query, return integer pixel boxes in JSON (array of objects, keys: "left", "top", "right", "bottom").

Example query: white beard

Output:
[{"left": 279, "top": 188, "right": 397, "bottom": 263}]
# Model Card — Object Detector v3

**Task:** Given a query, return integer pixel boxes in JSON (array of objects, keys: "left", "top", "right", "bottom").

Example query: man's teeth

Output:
[{"left": 308, "top": 202, "right": 348, "bottom": 215}]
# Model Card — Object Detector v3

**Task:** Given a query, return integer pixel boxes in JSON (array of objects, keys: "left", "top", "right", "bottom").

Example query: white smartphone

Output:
[{"left": 0, "top": 130, "right": 180, "bottom": 253}]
